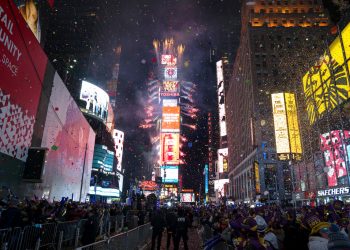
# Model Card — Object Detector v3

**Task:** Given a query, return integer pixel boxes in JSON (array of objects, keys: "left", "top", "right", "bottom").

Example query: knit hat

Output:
[{"left": 328, "top": 224, "right": 350, "bottom": 250}]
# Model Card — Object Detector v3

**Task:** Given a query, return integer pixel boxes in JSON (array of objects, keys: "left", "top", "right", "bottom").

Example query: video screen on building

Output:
[
  {"left": 160, "top": 81, "right": 180, "bottom": 97},
  {"left": 216, "top": 60, "right": 227, "bottom": 137},
  {"left": 161, "top": 55, "right": 177, "bottom": 66},
  {"left": 162, "top": 106, "right": 180, "bottom": 132},
  {"left": 164, "top": 67, "right": 177, "bottom": 79},
  {"left": 180, "top": 193, "right": 195, "bottom": 203},
  {"left": 161, "top": 166, "right": 179, "bottom": 183},
  {"left": 161, "top": 133, "right": 180, "bottom": 165},
  {"left": 303, "top": 22, "right": 350, "bottom": 124},
  {"left": 217, "top": 148, "right": 228, "bottom": 173},
  {"left": 320, "top": 130, "right": 350, "bottom": 187},
  {"left": 80, "top": 81, "right": 109, "bottom": 122},
  {"left": 92, "top": 144, "right": 114, "bottom": 172}
]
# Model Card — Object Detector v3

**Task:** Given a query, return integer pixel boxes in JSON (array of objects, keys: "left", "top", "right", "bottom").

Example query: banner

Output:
[
  {"left": 161, "top": 133, "right": 180, "bottom": 165},
  {"left": 162, "top": 106, "right": 180, "bottom": 132},
  {"left": 0, "top": 1, "right": 48, "bottom": 161}
]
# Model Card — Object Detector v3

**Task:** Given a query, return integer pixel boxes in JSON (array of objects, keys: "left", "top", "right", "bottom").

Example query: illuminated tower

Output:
[{"left": 226, "top": 0, "right": 330, "bottom": 202}]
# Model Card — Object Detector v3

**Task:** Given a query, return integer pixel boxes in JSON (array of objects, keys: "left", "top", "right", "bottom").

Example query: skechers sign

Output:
[{"left": 317, "top": 187, "right": 350, "bottom": 197}]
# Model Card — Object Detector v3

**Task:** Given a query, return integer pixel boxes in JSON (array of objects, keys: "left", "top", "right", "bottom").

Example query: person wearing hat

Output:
[
  {"left": 306, "top": 214, "right": 330, "bottom": 250},
  {"left": 328, "top": 224, "right": 350, "bottom": 250},
  {"left": 256, "top": 216, "right": 279, "bottom": 250}
]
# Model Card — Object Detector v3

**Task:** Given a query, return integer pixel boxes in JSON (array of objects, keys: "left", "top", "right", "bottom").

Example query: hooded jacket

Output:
[{"left": 308, "top": 236, "right": 328, "bottom": 250}]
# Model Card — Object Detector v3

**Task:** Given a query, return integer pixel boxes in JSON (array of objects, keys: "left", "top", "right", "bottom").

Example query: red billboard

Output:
[
  {"left": 161, "top": 133, "right": 180, "bottom": 165},
  {"left": 0, "top": 1, "right": 47, "bottom": 161}
]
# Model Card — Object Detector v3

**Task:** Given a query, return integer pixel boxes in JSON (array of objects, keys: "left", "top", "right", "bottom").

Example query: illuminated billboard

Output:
[
  {"left": 272, "top": 93, "right": 302, "bottom": 159},
  {"left": 217, "top": 148, "right": 228, "bottom": 173},
  {"left": 161, "top": 166, "right": 179, "bottom": 183},
  {"left": 303, "top": 22, "right": 350, "bottom": 124},
  {"left": 80, "top": 81, "right": 109, "bottom": 122},
  {"left": 161, "top": 55, "right": 177, "bottom": 66},
  {"left": 162, "top": 106, "right": 180, "bottom": 132},
  {"left": 160, "top": 81, "right": 180, "bottom": 97},
  {"left": 164, "top": 67, "right": 177, "bottom": 79},
  {"left": 214, "top": 179, "right": 229, "bottom": 196},
  {"left": 254, "top": 161, "right": 261, "bottom": 193},
  {"left": 163, "top": 99, "right": 178, "bottom": 107},
  {"left": 17, "top": 0, "right": 41, "bottom": 41},
  {"left": 0, "top": 0, "right": 48, "bottom": 161},
  {"left": 320, "top": 130, "right": 350, "bottom": 187},
  {"left": 92, "top": 145, "right": 114, "bottom": 172},
  {"left": 180, "top": 193, "right": 195, "bottom": 203},
  {"left": 161, "top": 133, "right": 180, "bottom": 165},
  {"left": 216, "top": 60, "right": 227, "bottom": 137},
  {"left": 285, "top": 93, "right": 302, "bottom": 154}
]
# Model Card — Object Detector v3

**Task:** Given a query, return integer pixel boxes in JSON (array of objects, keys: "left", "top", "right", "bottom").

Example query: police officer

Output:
[{"left": 174, "top": 208, "right": 189, "bottom": 250}]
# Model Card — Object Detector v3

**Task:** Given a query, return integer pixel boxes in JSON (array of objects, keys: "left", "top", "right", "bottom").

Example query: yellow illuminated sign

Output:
[
  {"left": 302, "top": 22, "right": 350, "bottom": 124},
  {"left": 285, "top": 93, "right": 302, "bottom": 154},
  {"left": 254, "top": 161, "right": 260, "bottom": 193},
  {"left": 272, "top": 93, "right": 290, "bottom": 154}
]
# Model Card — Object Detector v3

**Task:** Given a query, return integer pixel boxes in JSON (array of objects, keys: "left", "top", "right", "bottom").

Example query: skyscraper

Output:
[{"left": 226, "top": 0, "right": 330, "bottom": 202}]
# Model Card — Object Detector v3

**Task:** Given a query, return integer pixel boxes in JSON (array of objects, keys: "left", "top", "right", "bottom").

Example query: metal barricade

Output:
[
  {"left": 19, "top": 223, "right": 56, "bottom": 250},
  {"left": 0, "top": 227, "right": 21, "bottom": 250},
  {"left": 56, "top": 220, "right": 80, "bottom": 249}
]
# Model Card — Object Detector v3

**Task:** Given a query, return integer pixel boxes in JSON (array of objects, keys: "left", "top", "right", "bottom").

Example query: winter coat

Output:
[
  {"left": 264, "top": 232, "right": 279, "bottom": 249},
  {"left": 308, "top": 236, "right": 328, "bottom": 250}
]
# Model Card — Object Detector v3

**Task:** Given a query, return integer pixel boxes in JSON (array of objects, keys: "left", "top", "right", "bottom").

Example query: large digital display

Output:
[
  {"left": 285, "top": 93, "right": 302, "bottom": 154},
  {"left": 161, "top": 55, "right": 177, "bottom": 66},
  {"left": 164, "top": 67, "right": 177, "bottom": 79},
  {"left": 272, "top": 93, "right": 290, "bottom": 154},
  {"left": 0, "top": 1, "right": 48, "bottom": 161},
  {"left": 161, "top": 133, "right": 180, "bottom": 165},
  {"left": 272, "top": 93, "right": 302, "bottom": 159},
  {"left": 92, "top": 144, "right": 114, "bottom": 172},
  {"left": 216, "top": 60, "right": 227, "bottom": 137},
  {"left": 162, "top": 106, "right": 180, "bottom": 132},
  {"left": 80, "top": 81, "right": 109, "bottom": 122},
  {"left": 204, "top": 164, "right": 209, "bottom": 194},
  {"left": 180, "top": 193, "right": 195, "bottom": 203},
  {"left": 160, "top": 81, "right": 180, "bottom": 97},
  {"left": 254, "top": 161, "right": 261, "bottom": 193},
  {"left": 303, "top": 22, "right": 350, "bottom": 124},
  {"left": 161, "top": 166, "right": 179, "bottom": 183},
  {"left": 320, "top": 130, "right": 350, "bottom": 187},
  {"left": 217, "top": 148, "right": 228, "bottom": 173},
  {"left": 89, "top": 186, "right": 120, "bottom": 197},
  {"left": 214, "top": 179, "right": 229, "bottom": 196}
]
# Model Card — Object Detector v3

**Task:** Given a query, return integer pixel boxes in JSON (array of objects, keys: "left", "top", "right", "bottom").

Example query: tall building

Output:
[{"left": 226, "top": 0, "right": 330, "bottom": 203}]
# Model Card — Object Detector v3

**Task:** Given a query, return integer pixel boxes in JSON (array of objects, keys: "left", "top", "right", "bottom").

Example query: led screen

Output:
[
  {"left": 272, "top": 93, "right": 290, "bottom": 154},
  {"left": 320, "top": 130, "right": 350, "bottom": 187},
  {"left": 89, "top": 186, "right": 120, "bottom": 197},
  {"left": 161, "top": 55, "right": 177, "bottom": 66},
  {"left": 163, "top": 99, "right": 178, "bottom": 107},
  {"left": 217, "top": 148, "right": 228, "bottom": 173},
  {"left": 164, "top": 67, "right": 177, "bottom": 79},
  {"left": 161, "top": 166, "right": 179, "bottom": 183},
  {"left": 214, "top": 179, "right": 229, "bottom": 195},
  {"left": 161, "top": 133, "right": 180, "bottom": 165},
  {"left": 92, "top": 144, "right": 114, "bottom": 172},
  {"left": 216, "top": 60, "right": 227, "bottom": 137},
  {"left": 303, "top": 22, "right": 350, "bottom": 124},
  {"left": 80, "top": 81, "right": 109, "bottom": 122},
  {"left": 284, "top": 93, "right": 302, "bottom": 154},
  {"left": 162, "top": 106, "right": 180, "bottom": 132},
  {"left": 0, "top": 1, "right": 48, "bottom": 161},
  {"left": 180, "top": 193, "right": 195, "bottom": 203},
  {"left": 160, "top": 81, "right": 180, "bottom": 97}
]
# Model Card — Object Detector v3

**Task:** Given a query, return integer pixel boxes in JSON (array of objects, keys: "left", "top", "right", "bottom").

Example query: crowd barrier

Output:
[
  {"left": 75, "top": 222, "right": 152, "bottom": 250},
  {"left": 0, "top": 215, "right": 125, "bottom": 250}
]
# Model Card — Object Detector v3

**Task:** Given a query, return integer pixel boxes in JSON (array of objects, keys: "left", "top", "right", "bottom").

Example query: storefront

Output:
[{"left": 316, "top": 186, "right": 350, "bottom": 204}]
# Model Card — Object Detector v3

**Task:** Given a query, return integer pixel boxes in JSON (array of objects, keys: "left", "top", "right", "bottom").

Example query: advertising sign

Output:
[
  {"left": 317, "top": 187, "right": 350, "bottom": 197},
  {"left": 320, "top": 130, "right": 350, "bottom": 187},
  {"left": 180, "top": 193, "right": 195, "bottom": 203},
  {"left": 303, "top": 22, "right": 350, "bottom": 124},
  {"left": 161, "top": 55, "right": 177, "bottom": 66},
  {"left": 204, "top": 164, "right": 209, "bottom": 194},
  {"left": 160, "top": 81, "right": 180, "bottom": 97},
  {"left": 161, "top": 133, "right": 180, "bottom": 165},
  {"left": 80, "top": 81, "right": 109, "bottom": 122},
  {"left": 285, "top": 93, "right": 302, "bottom": 154},
  {"left": 0, "top": 1, "right": 48, "bottom": 161},
  {"left": 214, "top": 179, "right": 229, "bottom": 196},
  {"left": 89, "top": 186, "right": 120, "bottom": 197},
  {"left": 161, "top": 165, "right": 179, "bottom": 183},
  {"left": 17, "top": 0, "right": 40, "bottom": 41},
  {"left": 254, "top": 161, "right": 261, "bottom": 193},
  {"left": 92, "top": 144, "right": 114, "bottom": 172},
  {"left": 272, "top": 93, "right": 290, "bottom": 154},
  {"left": 217, "top": 148, "right": 228, "bottom": 173},
  {"left": 163, "top": 99, "right": 178, "bottom": 107},
  {"left": 164, "top": 67, "right": 177, "bottom": 79},
  {"left": 139, "top": 180, "right": 158, "bottom": 191},
  {"left": 216, "top": 60, "right": 227, "bottom": 137},
  {"left": 162, "top": 106, "right": 180, "bottom": 132}
]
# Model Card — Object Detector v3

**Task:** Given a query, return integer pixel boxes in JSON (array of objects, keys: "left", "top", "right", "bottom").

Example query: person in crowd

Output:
[
  {"left": 174, "top": 207, "right": 190, "bottom": 250},
  {"left": 166, "top": 208, "right": 178, "bottom": 250},
  {"left": 306, "top": 214, "right": 330, "bottom": 250},
  {"left": 0, "top": 200, "right": 22, "bottom": 228},
  {"left": 151, "top": 208, "right": 166, "bottom": 250},
  {"left": 81, "top": 207, "right": 99, "bottom": 246}
]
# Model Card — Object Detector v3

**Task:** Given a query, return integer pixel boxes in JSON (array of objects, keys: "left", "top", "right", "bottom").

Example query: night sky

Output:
[{"left": 114, "top": 0, "right": 241, "bottom": 193}]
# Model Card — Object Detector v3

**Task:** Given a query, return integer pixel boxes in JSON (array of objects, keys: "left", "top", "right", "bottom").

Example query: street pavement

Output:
[{"left": 149, "top": 227, "right": 202, "bottom": 250}]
